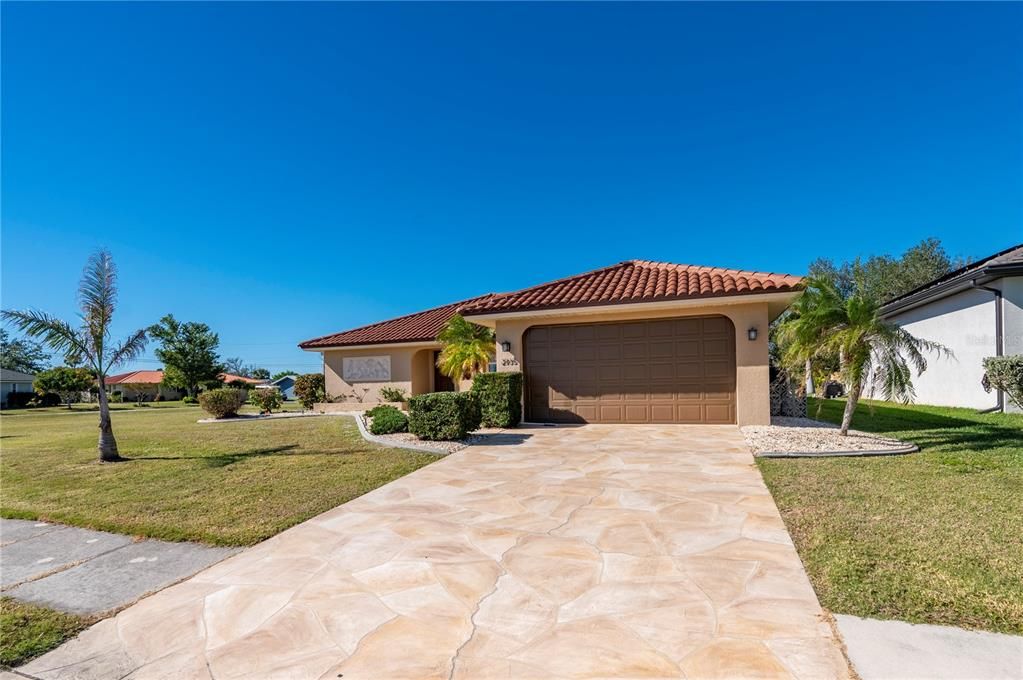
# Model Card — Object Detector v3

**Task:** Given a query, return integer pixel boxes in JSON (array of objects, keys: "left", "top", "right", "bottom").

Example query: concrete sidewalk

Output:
[
  {"left": 837, "top": 615, "right": 1023, "bottom": 680},
  {"left": 1, "top": 519, "right": 237, "bottom": 615}
]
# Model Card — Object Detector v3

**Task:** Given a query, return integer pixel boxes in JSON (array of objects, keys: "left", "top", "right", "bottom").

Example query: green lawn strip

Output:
[
  {"left": 1, "top": 408, "right": 436, "bottom": 546},
  {"left": 1, "top": 399, "right": 305, "bottom": 416},
  {"left": 758, "top": 398, "right": 1023, "bottom": 634},
  {"left": 0, "top": 598, "right": 91, "bottom": 668}
]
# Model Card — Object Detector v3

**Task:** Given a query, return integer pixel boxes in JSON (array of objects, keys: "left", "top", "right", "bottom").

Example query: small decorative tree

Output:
[
  {"left": 34, "top": 367, "right": 94, "bottom": 409},
  {"left": 982, "top": 355, "right": 1023, "bottom": 411},
  {"left": 3, "top": 251, "right": 148, "bottom": 460},
  {"left": 249, "top": 387, "right": 283, "bottom": 414},
  {"left": 777, "top": 276, "right": 948, "bottom": 435},
  {"left": 436, "top": 314, "right": 495, "bottom": 390},
  {"left": 294, "top": 373, "right": 325, "bottom": 410},
  {"left": 131, "top": 382, "right": 160, "bottom": 406}
]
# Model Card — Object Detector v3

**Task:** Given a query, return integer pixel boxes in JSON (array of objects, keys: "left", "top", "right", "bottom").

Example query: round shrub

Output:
[
  {"left": 249, "top": 388, "right": 283, "bottom": 413},
  {"left": 181, "top": 395, "right": 198, "bottom": 405},
  {"left": 198, "top": 388, "right": 246, "bottom": 419},
  {"left": 369, "top": 406, "right": 408, "bottom": 435}
]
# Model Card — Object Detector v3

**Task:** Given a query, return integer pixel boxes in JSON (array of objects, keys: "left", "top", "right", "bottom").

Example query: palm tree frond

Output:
[
  {"left": 0, "top": 309, "right": 91, "bottom": 366},
  {"left": 106, "top": 328, "right": 148, "bottom": 373},
  {"left": 79, "top": 250, "right": 117, "bottom": 355}
]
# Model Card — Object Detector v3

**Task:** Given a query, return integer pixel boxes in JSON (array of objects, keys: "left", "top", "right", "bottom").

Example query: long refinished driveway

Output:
[{"left": 21, "top": 424, "right": 849, "bottom": 680}]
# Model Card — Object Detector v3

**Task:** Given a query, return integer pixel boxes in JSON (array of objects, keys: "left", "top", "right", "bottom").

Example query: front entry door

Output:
[{"left": 433, "top": 351, "right": 454, "bottom": 392}]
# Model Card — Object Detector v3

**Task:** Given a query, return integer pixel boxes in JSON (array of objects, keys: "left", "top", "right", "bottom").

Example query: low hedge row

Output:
[
  {"left": 407, "top": 392, "right": 481, "bottom": 441},
  {"left": 470, "top": 372, "right": 522, "bottom": 428}
]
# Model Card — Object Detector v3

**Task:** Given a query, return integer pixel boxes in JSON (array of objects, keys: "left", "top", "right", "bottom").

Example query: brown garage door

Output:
[{"left": 524, "top": 316, "right": 736, "bottom": 424}]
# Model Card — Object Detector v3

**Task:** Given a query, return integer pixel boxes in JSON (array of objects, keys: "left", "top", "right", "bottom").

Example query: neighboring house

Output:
[
  {"left": 1, "top": 368, "right": 36, "bottom": 407},
  {"left": 105, "top": 369, "right": 185, "bottom": 401},
  {"left": 300, "top": 260, "right": 802, "bottom": 425},
  {"left": 879, "top": 243, "right": 1023, "bottom": 413},
  {"left": 265, "top": 375, "right": 298, "bottom": 400}
]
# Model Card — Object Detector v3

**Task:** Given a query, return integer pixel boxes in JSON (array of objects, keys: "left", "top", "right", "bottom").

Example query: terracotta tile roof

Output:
[
  {"left": 105, "top": 369, "right": 166, "bottom": 385},
  {"left": 298, "top": 295, "right": 495, "bottom": 349},
  {"left": 459, "top": 260, "right": 803, "bottom": 316},
  {"left": 219, "top": 373, "right": 265, "bottom": 385}
]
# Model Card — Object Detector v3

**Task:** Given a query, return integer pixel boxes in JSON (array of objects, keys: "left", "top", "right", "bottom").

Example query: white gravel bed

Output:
[
  {"left": 742, "top": 416, "right": 913, "bottom": 456},
  {"left": 363, "top": 415, "right": 503, "bottom": 454}
]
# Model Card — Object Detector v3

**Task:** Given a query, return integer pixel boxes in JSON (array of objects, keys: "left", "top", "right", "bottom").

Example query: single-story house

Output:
[
  {"left": 1, "top": 368, "right": 36, "bottom": 408},
  {"left": 299, "top": 260, "right": 802, "bottom": 425},
  {"left": 879, "top": 243, "right": 1022, "bottom": 413},
  {"left": 105, "top": 369, "right": 185, "bottom": 401},
  {"left": 267, "top": 375, "right": 298, "bottom": 400}
]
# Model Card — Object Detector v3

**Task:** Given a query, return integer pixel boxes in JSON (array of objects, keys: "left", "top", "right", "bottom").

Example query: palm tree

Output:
[
  {"left": 436, "top": 314, "right": 495, "bottom": 388},
  {"left": 778, "top": 276, "right": 947, "bottom": 435},
  {"left": 2, "top": 251, "right": 148, "bottom": 461}
]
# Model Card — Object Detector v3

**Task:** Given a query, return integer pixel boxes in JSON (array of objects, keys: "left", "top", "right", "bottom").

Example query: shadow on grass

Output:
[
  {"left": 125, "top": 444, "right": 303, "bottom": 468},
  {"left": 906, "top": 427, "right": 1022, "bottom": 456},
  {"left": 812, "top": 399, "right": 982, "bottom": 432}
]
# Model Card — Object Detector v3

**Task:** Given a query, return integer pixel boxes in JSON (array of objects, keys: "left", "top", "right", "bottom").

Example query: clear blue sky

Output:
[{"left": 3, "top": 2, "right": 1021, "bottom": 373}]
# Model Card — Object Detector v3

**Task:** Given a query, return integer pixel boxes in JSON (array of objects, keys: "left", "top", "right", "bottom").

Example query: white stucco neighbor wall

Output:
[
  {"left": 997, "top": 276, "right": 1023, "bottom": 412},
  {"left": 884, "top": 287, "right": 1000, "bottom": 410}
]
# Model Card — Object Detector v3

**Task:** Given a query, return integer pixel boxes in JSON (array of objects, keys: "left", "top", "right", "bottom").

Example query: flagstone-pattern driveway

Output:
[{"left": 21, "top": 424, "right": 849, "bottom": 680}]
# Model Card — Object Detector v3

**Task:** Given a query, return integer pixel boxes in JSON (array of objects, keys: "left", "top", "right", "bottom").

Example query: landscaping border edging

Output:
[{"left": 757, "top": 443, "right": 919, "bottom": 458}]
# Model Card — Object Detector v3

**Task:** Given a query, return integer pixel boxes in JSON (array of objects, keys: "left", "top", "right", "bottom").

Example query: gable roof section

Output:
[
  {"left": 298, "top": 295, "right": 495, "bottom": 349},
  {"left": 106, "top": 369, "right": 166, "bottom": 385},
  {"left": 458, "top": 260, "right": 802, "bottom": 316},
  {"left": 881, "top": 243, "right": 1023, "bottom": 316},
  {"left": 1, "top": 368, "right": 37, "bottom": 382}
]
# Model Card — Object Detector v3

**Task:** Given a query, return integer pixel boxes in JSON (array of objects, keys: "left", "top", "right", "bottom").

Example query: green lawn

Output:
[
  {"left": 1, "top": 399, "right": 305, "bottom": 416},
  {"left": 0, "top": 408, "right": 436, "bottom": 545},
  {"left": 758, "top": 398, "right": 1023, "bottom": 635},
  {"left": 0, "top": 598, "right": 91, "bottom": 668}
]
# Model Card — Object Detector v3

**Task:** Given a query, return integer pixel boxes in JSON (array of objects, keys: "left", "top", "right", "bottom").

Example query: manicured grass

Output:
[
  {"left": 1, "top": 399, "right": 305, "bottom": 415},
  {"left": 758, "top": 398, "right": 1023, "bottom": 634},
  {"left": 0, "top": 598, "right": 90, "bottom": 668},
  {"left": 0, "top": 408, "right": 436, "bottom": 545}
]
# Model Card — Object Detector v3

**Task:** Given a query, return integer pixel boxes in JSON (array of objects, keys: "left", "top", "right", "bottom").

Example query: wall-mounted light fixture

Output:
[
  {"left": 747, "top": 327, "right": 758, "bottom": 341},
  {"left": 500, "top": 341, "right": 512, "bottom": 352}
]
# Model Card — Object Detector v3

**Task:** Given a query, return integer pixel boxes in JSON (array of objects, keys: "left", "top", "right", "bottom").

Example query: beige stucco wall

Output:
[
  {"left": 322, "top": 345, "right": 441, "bottom": 401},
  {"left": 490, "top": 301, "right": 772, "bottom": 426}
]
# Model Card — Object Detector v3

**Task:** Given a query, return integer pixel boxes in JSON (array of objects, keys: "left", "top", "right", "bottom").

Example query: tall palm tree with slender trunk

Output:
[
  {"left": 2, "top": 251, "right": 148, "bottom": 461},
  {"left": 436, "top": 314, "right": 495, "bottom": 389},
  {"left": 778, "top": 276, "right": 948, "bottom": 435}
]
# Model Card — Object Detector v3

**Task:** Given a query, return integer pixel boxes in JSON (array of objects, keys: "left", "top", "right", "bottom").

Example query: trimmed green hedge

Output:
[
  {"left": 471, "top": 372, "right": 522, "bottom": 428},
  {"left": 369, "top": 406, "right": 408, "bottom": 435},
  {"left": 407, "top": 392, "right": 481, "bottom": 441}
]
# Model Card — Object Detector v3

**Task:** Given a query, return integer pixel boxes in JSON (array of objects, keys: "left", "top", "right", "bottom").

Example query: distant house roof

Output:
[
  {"left": 219, "top": 373, "right": 265, "bottom": 385},
  {"left": 271, "top": 375, "right": 297, "bottom": 385},
  {"left": 0, "top": 368, "right": 36, "bottom": 382},
  {"left": 881, "top": 243, "right": 1023, "bottom": 316},
  {"left": 459, "top": 260, "right": 803, "bottom": 317},
  {"left": 298, "top": 295, "right": 495, "bottom": 349},
  {"left": 105, "top": 369, "right": 166, "bottom": 385}
]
